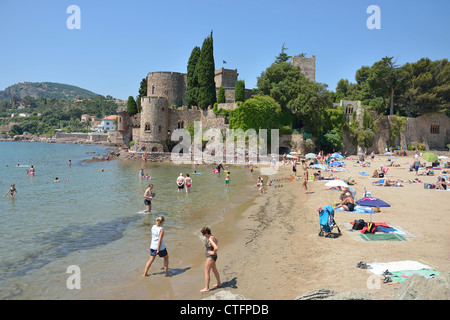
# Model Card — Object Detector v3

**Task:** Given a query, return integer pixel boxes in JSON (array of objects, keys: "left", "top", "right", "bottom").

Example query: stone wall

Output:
[{"left": 343, "top": 113, "right": 450, "bottom": 153}]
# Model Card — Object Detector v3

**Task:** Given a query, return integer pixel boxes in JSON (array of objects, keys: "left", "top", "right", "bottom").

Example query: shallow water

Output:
[{"left": 0, "top": 142, "right": 256, "bottom": 299}]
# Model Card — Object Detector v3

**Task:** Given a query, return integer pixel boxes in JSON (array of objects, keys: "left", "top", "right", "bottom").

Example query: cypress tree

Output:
[
  {"left": 235, "top": 80, "right": 246, "bottom": 102},
  {"left": 217, "top": 86, "right": 226, "bottom": 104},
  {"left": 197, "top": 31, "right": 216, "bottom": 110},
  {"left": 186, "top": 46, "right": 201, "bottom": 107},
  {"left": 127, "top": 96, "right": 138, "bottom": 115}
]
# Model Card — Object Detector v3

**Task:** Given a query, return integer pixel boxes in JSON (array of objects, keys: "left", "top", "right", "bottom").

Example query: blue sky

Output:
[{"left": 1, "top": 0, "right": 449, "bottom": 100}]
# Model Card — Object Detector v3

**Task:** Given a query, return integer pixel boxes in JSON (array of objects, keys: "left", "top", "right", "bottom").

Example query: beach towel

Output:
[
  {"left": 388, "top": 269, "right": 441, "bottom": 283},
  {"left": 335, "top": 206, "right": 375, "bottom": 214},
  {"left": 359, "top": 172, "right": 369, "bottom": 176},
  {"left": 366, "top": 261, "right": 439, "bottom": 283},
  {"left": 367, "top": 260, "right": 432, "bottom": 275},
  {"left": 360, "top": 233, "right": 407, "bottom": 241}
]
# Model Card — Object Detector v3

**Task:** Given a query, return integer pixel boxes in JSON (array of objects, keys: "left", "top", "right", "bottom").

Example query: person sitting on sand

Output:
[
  {"left": 434, "top": 177, "right": 448, "bottom": 190},
  {"left": 339, "top": 187, "right": 350, "bottom": 201},
  {"left": 335, "top": 192, "right": 356, "bottom": 211},
  {"left": 371, "top": 169, "right": 379, "bottom": 178}
]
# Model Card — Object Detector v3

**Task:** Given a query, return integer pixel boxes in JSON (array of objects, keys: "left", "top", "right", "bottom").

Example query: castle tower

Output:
[
  {"left": 147, "top": 72, "right": 186, "bottom": 108},
  {"left": 291, "top": 55, "right": 316, "bottom": 82},
  {"left": 140, "top": 96, "right": 169, "bottom": 152}
]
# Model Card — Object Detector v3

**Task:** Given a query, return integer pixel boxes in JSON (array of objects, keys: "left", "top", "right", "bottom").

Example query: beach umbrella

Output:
[
  {"left": 384, "top": 152, "right": 394, "bottom": 156},
  {"left": 438, "top": 156, "right": 448, "bottom": 159},
  {"left": 305, "top": 153, "right": 316, "bottom": 159},
  {"left": 289, "top": 152, "right": 300, "bottom": 155},
  {"left": 423, "top": 152, "right": 438, "bottom": 163},
  {"left": 355, "top": 197, "right": 391, "bottom": 207},
  {"left": 286, "top": 154, "right": 298, "bottom": 159},
  {"left": 325, "top": 180, "right": 349, "bottom": 188},
  {"left": 331, "top": 153, "right": 344, "bottom": 159}
]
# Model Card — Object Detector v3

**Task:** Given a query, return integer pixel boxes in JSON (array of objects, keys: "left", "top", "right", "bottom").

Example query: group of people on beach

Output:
[
  {"left": 142, "top": 215, "right": 221, "bottom": 293},
  {"left": 140, "top": 166, "right": 227, "bottom": 293}
]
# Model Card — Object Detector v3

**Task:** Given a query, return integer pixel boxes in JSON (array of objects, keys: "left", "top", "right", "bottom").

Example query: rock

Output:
[
  {"left": 395, "top": 272, "right": 450, "bottom": 300},
  {"left": 202, "top": 290, "right": 247, "bottom": 300}
]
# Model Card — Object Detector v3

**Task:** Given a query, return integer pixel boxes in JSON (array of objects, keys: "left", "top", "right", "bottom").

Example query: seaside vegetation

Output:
[{"left": 0, "top": 95, "right": 118, "bottom": 136}]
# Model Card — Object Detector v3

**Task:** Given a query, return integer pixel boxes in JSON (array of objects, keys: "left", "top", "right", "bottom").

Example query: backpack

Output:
[
  {"left": 352, "top": 219, "right": 365, "bottom": 230},
  {"left": 365, "top": 222, "right": 377, "bottom": 234}
]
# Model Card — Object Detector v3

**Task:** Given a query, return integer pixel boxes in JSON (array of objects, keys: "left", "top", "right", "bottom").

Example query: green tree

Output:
[
  {"left": 217, "top": 86, "right": 226, "bottom": 104},
  {"left": 274, "top": 43, "right": 291, "bottom": 64},
  {"left": 127, "top": 96, "right": 138, "bottom": 115},
  {"left": 366, "top": 56, "right": 409, "bottom": 115},
  {"left": 228, "top": 95, "right": 282, "bottom": 132},
  {"left": 186, "top": 46, "right": 201, "bottom": 107},
  {"left": 197, "top": 32, "right": 216, "bottom": 109},
  {"left": 136, "top": 77, "right": 147, "bottom": 112},
  {"left": 235, "top": 80, "right": 245, "bottom": 102}
]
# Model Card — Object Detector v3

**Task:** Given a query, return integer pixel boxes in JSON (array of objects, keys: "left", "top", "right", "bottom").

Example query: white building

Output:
[{"left": 97, "top": 115, "right": 118, "bottom": 132}]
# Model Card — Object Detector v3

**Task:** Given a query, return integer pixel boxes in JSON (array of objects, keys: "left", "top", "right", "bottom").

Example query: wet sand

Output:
[{"left": 195, "top": 153, "right": 450, "bottom": 300}]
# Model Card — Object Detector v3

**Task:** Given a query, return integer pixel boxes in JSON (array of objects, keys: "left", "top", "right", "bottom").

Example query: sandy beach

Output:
[{"left": 195, "top": 153, "right": 450, "bottom": 300}]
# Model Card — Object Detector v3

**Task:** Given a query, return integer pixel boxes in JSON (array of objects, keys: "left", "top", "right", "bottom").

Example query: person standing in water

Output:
[
  {"left": 143, "top": 184, "right": 153, "bottom": 213},
  {"left": 143, "top": 216, "right": 169, "bottom": 277},
  {"left": 177, "top": 173, "right": 185, "bottom": 191},
  {"left": 3, "top": 184, "right": 17, "bottom": 198},
  {"left": 200, "top": 227, "right": 221, "bottom": 292},
  {"left": 185, "top": 174, "right": 192, "bottom": 193},
  {"left": 225, "top": 172, "right": 230, "bottom": 187}
]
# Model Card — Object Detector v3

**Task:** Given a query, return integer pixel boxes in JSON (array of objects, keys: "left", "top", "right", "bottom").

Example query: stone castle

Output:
[
  {"left": 113, "top": 54, "right": 317, "bottom": 152},
  {"left": 111, "top": 54, "right": 448, "bottom": 154}
]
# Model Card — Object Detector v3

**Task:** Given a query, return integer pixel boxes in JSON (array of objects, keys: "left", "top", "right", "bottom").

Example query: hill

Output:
[{"left": 0, "top": 82, "right": 98, "bottom": 101}]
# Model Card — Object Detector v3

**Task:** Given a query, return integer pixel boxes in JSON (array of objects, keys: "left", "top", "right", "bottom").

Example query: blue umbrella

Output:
[
  {"left": 356, "top": 197, "right": 391, "bottom": 207},
  {"left": 330, "top": 161, "right": 343, "bottom": 167},
  {"left": 331, "top": 153, "right": 344, "bottom": 159}
]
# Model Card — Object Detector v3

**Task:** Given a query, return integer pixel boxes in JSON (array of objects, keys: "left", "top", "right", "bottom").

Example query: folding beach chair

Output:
[{"left": 318, "top": 205, "right": 341, "bottom": 238}]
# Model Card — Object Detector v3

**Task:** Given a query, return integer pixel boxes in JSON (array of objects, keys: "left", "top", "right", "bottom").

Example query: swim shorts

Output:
[
  {"left": 144, "top": 199, "right": 151, "bottom": 205},
  {"left": 150, "top": 248, "right": 168, "bottom": 257}
]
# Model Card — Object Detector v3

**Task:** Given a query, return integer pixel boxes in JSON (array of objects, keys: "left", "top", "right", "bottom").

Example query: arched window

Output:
[
  {"left": 152, "top": 85, "right": 155, "bottom": 95},
  {"left": 145, "top": 123, "right": 151, "bottom": 132},
  {"left": 158, "top": 125, "right": 161, "bottom": 132}
]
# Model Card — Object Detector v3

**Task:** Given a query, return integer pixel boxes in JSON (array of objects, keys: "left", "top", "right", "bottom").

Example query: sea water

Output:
[{"left": 0, "top": 142, "right": 256, "bottom": 299}]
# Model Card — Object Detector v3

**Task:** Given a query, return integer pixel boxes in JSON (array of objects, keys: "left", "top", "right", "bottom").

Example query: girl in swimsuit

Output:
[
  {"left": 3, "top": 184, "right": 17, "bottom": 198},
  {"left": 200, "top": 227, "right": 221, "bottom": 293}
]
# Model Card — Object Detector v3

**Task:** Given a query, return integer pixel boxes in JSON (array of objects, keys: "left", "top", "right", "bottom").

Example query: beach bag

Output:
[
  {"left": 352, "top": 219, "right": 365, "bottom": 230},
  {"left": 364, "top": 222, "right": 377, "bottom": 234}
]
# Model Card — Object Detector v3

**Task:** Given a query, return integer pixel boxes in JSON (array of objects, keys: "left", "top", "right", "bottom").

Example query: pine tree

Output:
[
  {"left": 186, "top": 46, "right": 201, "bottom": 107},
  {"left": 197, "top": 31, "right": 216, "bottom": 110}
]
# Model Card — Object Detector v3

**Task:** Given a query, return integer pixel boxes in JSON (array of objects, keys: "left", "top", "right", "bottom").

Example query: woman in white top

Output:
[{"left": 143, "top": 216, "right": 169, "bottom": 277}]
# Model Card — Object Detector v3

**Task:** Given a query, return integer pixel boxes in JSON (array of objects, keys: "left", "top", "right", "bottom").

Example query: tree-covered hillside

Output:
[{"left": 0, "top": 82, "right": 98, "bottom": 101}]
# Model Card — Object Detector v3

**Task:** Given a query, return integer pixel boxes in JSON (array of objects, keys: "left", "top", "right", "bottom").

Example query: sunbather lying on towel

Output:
[{"left": 372, "top": 178, "right": 404, "bottom": 187}]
